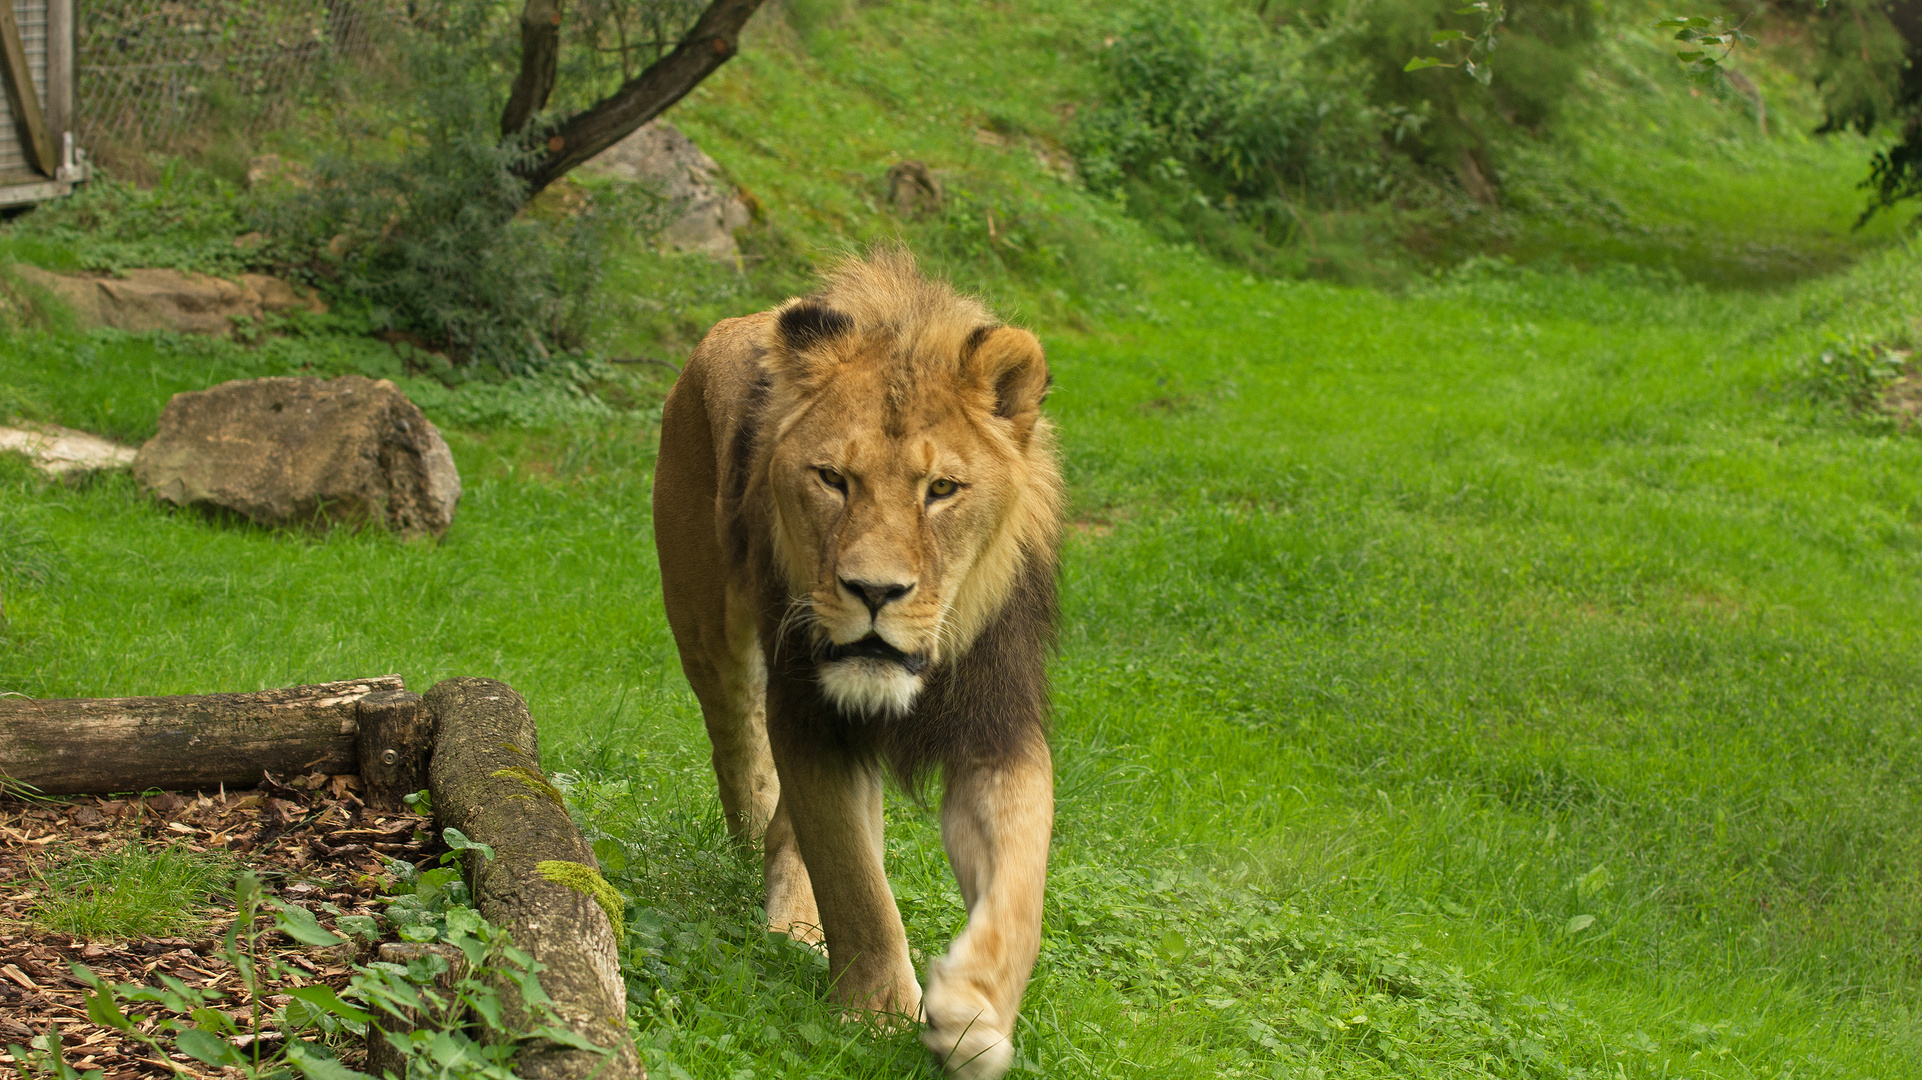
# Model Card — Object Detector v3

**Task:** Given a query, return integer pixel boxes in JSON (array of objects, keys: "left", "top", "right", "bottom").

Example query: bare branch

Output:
[{"left": 513, "top": 0, "right": 766, "bottom": 197}]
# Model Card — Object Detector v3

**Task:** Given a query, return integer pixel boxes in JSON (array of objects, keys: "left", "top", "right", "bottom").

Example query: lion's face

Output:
[{"left": 762, "top": 301, "right": 1057, "bottom": 718}]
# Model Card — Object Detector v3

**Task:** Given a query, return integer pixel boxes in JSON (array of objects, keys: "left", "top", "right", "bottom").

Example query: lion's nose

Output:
[{"left": 840, "top": 577, "right": 915, "bottom": 617}]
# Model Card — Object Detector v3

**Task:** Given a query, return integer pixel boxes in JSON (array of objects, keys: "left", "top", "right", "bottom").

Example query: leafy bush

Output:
[
  {"left": 1070, "top": 1, "right": 1600, "bottom": 273},
  {"left": 1290, "top": 0, "right": 1601, "bottom": 181},
  {"left": 1071, "top": 5, "right": 1392, "bottom": 262},
  {"left": 249, "top": 9, "right": 662, "bottom": 375}
]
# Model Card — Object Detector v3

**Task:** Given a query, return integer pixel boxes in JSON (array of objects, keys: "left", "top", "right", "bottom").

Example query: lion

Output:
[{"left": 652, "top": 250, "right": 1061, "bottom": 1079}]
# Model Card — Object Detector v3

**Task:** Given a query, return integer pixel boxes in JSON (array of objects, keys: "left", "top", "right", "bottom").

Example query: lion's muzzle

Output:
[{"left": 822, "top": 633, "right": 930, "bottom": 675}]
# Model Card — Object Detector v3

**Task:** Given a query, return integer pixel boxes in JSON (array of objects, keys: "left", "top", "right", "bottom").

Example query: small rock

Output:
[
  {"left": 887, "top": 161, "right": 944, "bottom": 218},
  {"left": 0, "top": 421, "right": 137, "bottom": 477},
  {"left": 134, "top": 375, "right": 462, "bottom": 540},
  {"left": 576, "top": 120, "right": 751, "bottom": 259},
  {"left": 245, "top": 154, "right": 308, "bottom": 189}
]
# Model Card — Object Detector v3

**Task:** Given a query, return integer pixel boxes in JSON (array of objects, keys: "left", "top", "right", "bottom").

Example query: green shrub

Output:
[
  {"left": 250, "top": 12, "right": 661, "bottom": 375},
  {"left": 1071, "top": 5, "right": 1391, "bottom": 262},
  {"left": 1289, "top": 0, "right": 1601, "bottom": 181}
]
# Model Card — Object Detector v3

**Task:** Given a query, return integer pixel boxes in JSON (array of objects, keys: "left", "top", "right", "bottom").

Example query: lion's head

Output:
[{"left": 755, "top": 253, "right": 1061, "bottom": 718}]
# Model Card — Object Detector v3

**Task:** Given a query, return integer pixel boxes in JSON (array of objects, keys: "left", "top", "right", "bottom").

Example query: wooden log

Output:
[
  {"left": 355, "top": 689, "right": 432, "bottom": 811},
  {"left": 425, "top": 677, "right": 642, "bottom": 1080},
  {"left": 365, "top": 942, "right": 467, "bottom": 1078},
  {"left": 0, "top": 676, "right": 404, "bottom": 795}
]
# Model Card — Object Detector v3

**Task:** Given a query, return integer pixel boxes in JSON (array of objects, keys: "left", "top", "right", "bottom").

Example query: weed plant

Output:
[
  {"left": 30, "top": 843, "right": 232, "bottom": 941},
  {"left": 27, "top": 839, "right": 602, "bottom": 1080}
]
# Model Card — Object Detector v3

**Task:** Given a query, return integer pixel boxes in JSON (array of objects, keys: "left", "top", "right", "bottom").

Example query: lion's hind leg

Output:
[{"left": 921, "top": 736, "right": 1053, "bottom": 1080}]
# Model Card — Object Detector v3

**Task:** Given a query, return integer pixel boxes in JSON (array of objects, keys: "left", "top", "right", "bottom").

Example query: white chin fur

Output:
[{"left": 818, "top": 659, "right": 922, "bottom": 718}]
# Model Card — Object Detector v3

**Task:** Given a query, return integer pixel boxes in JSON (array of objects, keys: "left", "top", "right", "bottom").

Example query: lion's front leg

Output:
[
  {"left": 922, "top": 739, "right": 1052, "bottom": 1080},
  {"left": 770, "top": 740, "right": 922, "bottom": 1019}
]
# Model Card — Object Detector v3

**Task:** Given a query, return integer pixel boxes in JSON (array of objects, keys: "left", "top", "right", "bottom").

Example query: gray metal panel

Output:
[{"left": 0, "top": 0, "right": 51, "bottom": 178}]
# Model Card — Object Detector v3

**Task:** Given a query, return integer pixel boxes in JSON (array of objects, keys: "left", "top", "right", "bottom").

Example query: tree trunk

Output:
[
  {"left": 511, "top": 0, "right": 766, "bottom": 199},
  {"left": 0, "top": 677, "right": 412, "bottom": 798},
  {"left": 425, "top": 677, "right": 642, "bottom": 1080},
  {"left": 501, "top": 0, "right": 564, "bottom": 137}
]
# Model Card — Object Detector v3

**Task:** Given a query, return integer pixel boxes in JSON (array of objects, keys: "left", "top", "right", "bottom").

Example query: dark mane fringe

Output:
[{"left": 761, "top": 553, "right": 1058, "bottom": 797}]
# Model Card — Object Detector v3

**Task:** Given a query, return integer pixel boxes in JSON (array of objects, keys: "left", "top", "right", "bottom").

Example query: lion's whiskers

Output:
[{"left": 775, "top": 596, "right": 822, "bottom": 662}]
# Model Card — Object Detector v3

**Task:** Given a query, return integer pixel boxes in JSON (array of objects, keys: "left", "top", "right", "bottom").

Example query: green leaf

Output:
[
  {"left": 84, "top": 989, "right": 133, "bottom": 1032},
  {"left": 1430, "top": 30, "right": 1468, "bottom": 43},
  {"left": 287, "top": 986, "right": 374, "bottom": 1024},
  {"left": 591, "top": 838, "right": 627, "bottom": 872},
  {"left": 1404, "top": 57, "right": 1449, "bottom": 72},
  {"left": 189, "top": 1007, "right": 238, "bottom": 1035},
  {"left": 1566, "top": 913, "right": 1597, "bottom": 935},
  {"left": 335, "top": 915, "right": 382, "bottom": 942},
  {"left": 285, "top": 1039, "right": 375, "bottom": 1080},
  {"left": 442, "top": 827, "right": 495, "bottom": 860},
  {"left": 174, "top": 1028, "right": 243, "bottom": 1067},
  {"left": 1577, "top": 863, "right": 1613, "bottom": 900},
  {"left": 273, "top": 903, "right": 349, "bottom": 947}
]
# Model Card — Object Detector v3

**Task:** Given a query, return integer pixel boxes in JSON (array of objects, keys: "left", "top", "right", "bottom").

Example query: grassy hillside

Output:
[{"left": 4, "top": 2, "right": 1922, "bottom": 1078}]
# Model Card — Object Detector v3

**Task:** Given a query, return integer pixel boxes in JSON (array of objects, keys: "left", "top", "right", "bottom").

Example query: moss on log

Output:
[{"left": 424, "top": 677, "right": 642, "bottom": 1080}]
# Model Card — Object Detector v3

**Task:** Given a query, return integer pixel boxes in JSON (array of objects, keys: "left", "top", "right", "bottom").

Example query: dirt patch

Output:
[
  {"left": 1881, "top": 370, "right": 1922, "bottom": 428},
  {"left": 0, "top": 778, "right": 436, "bottom": 1079}
]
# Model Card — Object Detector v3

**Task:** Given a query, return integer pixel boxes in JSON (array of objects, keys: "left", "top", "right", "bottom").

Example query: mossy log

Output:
[
  {"left": 0, "top": 676, "right": 427, "bottom": 806},
  {"left": 424, "top": 677, "right": 643, "bottom": 1080}
]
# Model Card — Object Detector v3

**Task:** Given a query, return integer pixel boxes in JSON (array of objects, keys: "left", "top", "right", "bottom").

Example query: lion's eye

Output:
[
  {"left": 927, "top": 478, "right": 959, "bottom": 500},
  {"left": 818, "top": 467, "right": 847, "bottom": 492}
]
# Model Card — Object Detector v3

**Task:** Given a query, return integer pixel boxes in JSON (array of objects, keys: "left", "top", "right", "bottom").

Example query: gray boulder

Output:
[
  {"left": 135, "top": 376, "right": 461, "bottom": 540},
  {"left": 577, "top": 120, "right": 751, "bottom": 258}
]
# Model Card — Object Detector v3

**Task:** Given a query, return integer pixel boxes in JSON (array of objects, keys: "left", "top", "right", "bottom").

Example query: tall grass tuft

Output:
[{"left": 32, "top": 842, "right": 234, "bottom": 941}]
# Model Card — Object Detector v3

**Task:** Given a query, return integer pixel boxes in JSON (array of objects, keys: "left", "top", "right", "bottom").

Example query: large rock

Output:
[
  {"left": 9, "top": 265, "right": 327, "bottom": 337},
  {"left": 576, "top": 121, "right": 751, "bottom": 258},
  {"left": 134, "top": 376, "right": 461, "bottom": 540}
]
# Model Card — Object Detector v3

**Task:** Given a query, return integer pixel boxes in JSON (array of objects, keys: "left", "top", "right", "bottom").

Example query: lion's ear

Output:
[
  {"left": 772, "top": 301, "right": 854, "bottom": 383},
  {"left": 965, "top": 325, "right": 1049, "bottom": 444}
]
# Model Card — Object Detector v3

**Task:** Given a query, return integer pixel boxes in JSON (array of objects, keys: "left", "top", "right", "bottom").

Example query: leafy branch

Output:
[
  {"left": 1404, "top": 2, "right": 1506, "bottom": 86},
  {"left": 1654, "top": 14, "right": 1757, "bottom": 85}
]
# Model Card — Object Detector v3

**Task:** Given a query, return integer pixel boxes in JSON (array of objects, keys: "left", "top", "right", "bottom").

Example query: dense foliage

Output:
[
  {"left": 1790, "top": 0, "right": 1922, "bottom": 218},
  {"left": 1071, "top": 1, "right": 1602, "bottom": 268},
  {"left": 1071, "top": 10, "right": 1389, "bottom": 231}
]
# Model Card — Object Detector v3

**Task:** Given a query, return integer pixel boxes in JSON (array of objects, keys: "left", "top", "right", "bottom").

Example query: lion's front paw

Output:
[
  {"left": 921, "top": 1023, "right": 1012, "bottom": 1080},
  {"left": 921, "top": 962, "right": 1013, "bottom": 1080}
]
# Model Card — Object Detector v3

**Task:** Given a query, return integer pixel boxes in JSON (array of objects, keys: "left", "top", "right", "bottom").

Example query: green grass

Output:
[
  {"left": 4, "top": 1, "right": 1922, "bottom": 1077},
  {"left": 31, "top": 842, "right": 234, "bottom": 941}
]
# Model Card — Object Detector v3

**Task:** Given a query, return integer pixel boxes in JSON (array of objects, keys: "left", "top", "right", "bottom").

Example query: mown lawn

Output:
[{"left": 5, "top": 2, "right": 1922, "bottom": 1077}]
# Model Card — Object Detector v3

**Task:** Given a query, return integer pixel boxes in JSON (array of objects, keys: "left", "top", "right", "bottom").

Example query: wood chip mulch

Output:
[{"left": 0, "top": 773, "right": 441, "bottom": 1079}]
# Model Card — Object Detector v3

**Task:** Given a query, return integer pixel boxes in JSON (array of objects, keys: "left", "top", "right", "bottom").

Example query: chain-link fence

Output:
[{"left": 75, "top": 0, "right": 396, "bottom": 155}]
